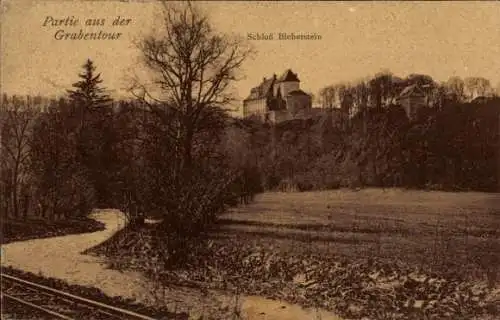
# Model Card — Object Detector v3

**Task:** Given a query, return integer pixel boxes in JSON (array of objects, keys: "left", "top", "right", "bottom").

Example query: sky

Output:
[{"left": 2, "top": 0, "right": 500, "bottom": 115}]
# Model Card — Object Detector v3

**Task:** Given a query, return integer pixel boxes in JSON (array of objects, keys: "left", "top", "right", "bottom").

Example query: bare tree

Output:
[
  {"left": 464, "top": 77, "right": 493, "bottom": 100},
  {"left": 369, "top": 71, "right": 396, "bottom": 109},
  {"left": 318, "top": 85, "right": 336, "bottom": 109},
  {"left": 123, "top": 2, "right": 254, "bottom": 253},
  {"left": 130, "top": 1, "right": 253, "bottom": 174},
  {"left": 352, "top": 80, "right": 369, "bottom": 113},
  {"left": 0, "top": 96, "right": 38, "bottom": 218},
  {"left": 445, "top": 76, "right": 466, "bottom": 102}
]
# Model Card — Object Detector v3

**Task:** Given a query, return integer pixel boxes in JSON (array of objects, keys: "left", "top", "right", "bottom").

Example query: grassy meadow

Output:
[
  {"left": 217, "top": 188, "right": 500, "bottom": 278},
  {"left": 89, "top": 188, "right": 499, "bottom": 319}
]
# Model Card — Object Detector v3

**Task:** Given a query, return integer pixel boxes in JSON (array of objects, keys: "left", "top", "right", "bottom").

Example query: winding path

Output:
[{"left": 1, "top": 209, "right": 341, "bottom": 320}]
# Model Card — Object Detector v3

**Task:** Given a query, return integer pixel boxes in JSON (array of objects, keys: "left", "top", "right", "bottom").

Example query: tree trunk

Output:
[
  {"left": 41, "top": 203, "right": 47, "bottom": 219},
  {"left": 12, "top": 181, "right": 19, "bottom": 218},
  {"left": 497, "top": 114, "right": 500, "bottom": 192},
  {"left": 51, "top": 191, "right": 58, "bottom": 221},
  {"left": 182, "top": 127, "right": 194, "bottom": 172},
  {"left": 23, "top": 193, "right": 29, "bottom": 219}
]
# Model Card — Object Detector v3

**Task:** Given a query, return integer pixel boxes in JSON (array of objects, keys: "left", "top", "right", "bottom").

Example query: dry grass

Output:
[
  {"left": 88, "top": 188, "right": 500, "bottom": 319},
  {"left": 208, "top": 188, "right": 500, "bottom": 319},
  {"left": 218, "top": 188, "right": 500, "bottom": 280},
  {"left": 223, "top": 189, "right": 498, "bottom": 231}
]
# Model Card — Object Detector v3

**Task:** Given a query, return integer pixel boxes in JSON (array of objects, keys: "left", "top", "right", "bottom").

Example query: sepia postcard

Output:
[{"left": 1, "top": 1, "right": 499, "bottom": 319}]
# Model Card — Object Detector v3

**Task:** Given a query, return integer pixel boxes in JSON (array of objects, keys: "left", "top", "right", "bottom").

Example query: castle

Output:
[{"left": 242, "top": 69, "right": 316, "bottom": 123}]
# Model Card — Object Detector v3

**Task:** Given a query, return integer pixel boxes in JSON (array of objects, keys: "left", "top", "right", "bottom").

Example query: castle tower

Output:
[{"left": 274, "top": 69, "right": 300, "bottom": 98}]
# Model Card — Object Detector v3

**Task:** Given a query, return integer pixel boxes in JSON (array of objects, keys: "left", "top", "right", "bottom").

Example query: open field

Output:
[
  {"left": 216, "top": 189, "right": 500, "bottom": 277},
  {"left": 87, "top": 188, "right": 499, "bottom": 319}
]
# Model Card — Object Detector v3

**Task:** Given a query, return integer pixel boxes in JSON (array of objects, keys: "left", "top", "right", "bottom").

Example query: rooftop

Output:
[
  {"left": 398, "top": 84, "right": 426, "bottom": 98},
  {"left": 276, "top": 69, "right": 300, "bottom": 83}
]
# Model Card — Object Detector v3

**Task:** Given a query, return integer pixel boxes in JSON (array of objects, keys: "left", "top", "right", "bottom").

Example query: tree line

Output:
[{"left": 317, "top": 71, "right": 498, "bottom": 116}]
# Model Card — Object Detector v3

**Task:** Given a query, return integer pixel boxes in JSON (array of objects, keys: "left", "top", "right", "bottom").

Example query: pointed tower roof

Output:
[
  {"left": 277, "top": 69, "right": 300, "bottom": 83},
  {"left": 243, "top": 75, "right": 276, "bottom": 101},
  {"left": 398, "top": 84, "right": 426, "bottom": 98}
]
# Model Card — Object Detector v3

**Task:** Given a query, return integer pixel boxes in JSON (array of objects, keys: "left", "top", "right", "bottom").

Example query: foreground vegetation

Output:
[
  {"left": 1, "top": 217, "right": 104, "bottom": 244},
  {"left": 87, "top": 189, "right": 500, "bottom": 320}
]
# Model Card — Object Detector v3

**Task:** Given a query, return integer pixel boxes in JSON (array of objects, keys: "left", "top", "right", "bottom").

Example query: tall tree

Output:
[
  {"left": 126, "top": 1, "right": 253, "bottom": 253},
  {"left": 67, "top": 59, "right": 113, "bottom": 205},
  {"left": 318, "top": 85, "right": 336, "bottom": 109},
  {"left": 369, "top": 71, "right": 395, "bottom": 109},
  {"left": 67, "top": 59, "right": 112, "bottom": 116},
  {"left": 464, "top": 77, "right": 492, "bottom": 100},
  {"left": 132, "top": 1, "right": 252, "bottom": 174},
  {"left": 445, "top": 76, "right": 466, "bottom": 102},
  {"left": 30, "top": 102, "right": 95, "bottom": 220},
  {"left": 352, "top": 80, "right": 369, "bottom": 114}
]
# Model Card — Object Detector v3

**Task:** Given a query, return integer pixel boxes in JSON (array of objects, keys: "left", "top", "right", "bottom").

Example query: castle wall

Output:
[
  {"left": 268, "top": 110, "right": 293, "bottom": 123},
  {"left": 398, "top": 95, "right": 426, "bottom": 121},
  {"left": 243, "top": 98, "right": 266, "bottom": 117},
  {"left": 285, "top": 95, "right": 311, "bottom": 114},
  {"left": 268, "top": 106, "right": 323, "bottom": 124},
  {"left": 273, "top": 81, "right": 300, "bottom": 97}
]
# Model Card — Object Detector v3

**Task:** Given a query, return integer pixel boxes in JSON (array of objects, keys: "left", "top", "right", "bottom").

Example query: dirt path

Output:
[{"left": 1, "top": 209, "right": 341, "bottom": 320}]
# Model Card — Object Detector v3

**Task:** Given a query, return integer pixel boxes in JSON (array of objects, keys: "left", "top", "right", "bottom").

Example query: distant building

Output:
[
  {"left": 396, "top": 84, "right": 428, "bottom": 121},
  {"left": 242, "top": 69, "right": 314, "bottom": 123}
]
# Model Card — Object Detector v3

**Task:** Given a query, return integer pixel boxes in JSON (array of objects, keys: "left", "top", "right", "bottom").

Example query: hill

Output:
[{"left": 228, "top": 99, "right": 500, "bottom": 192}]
